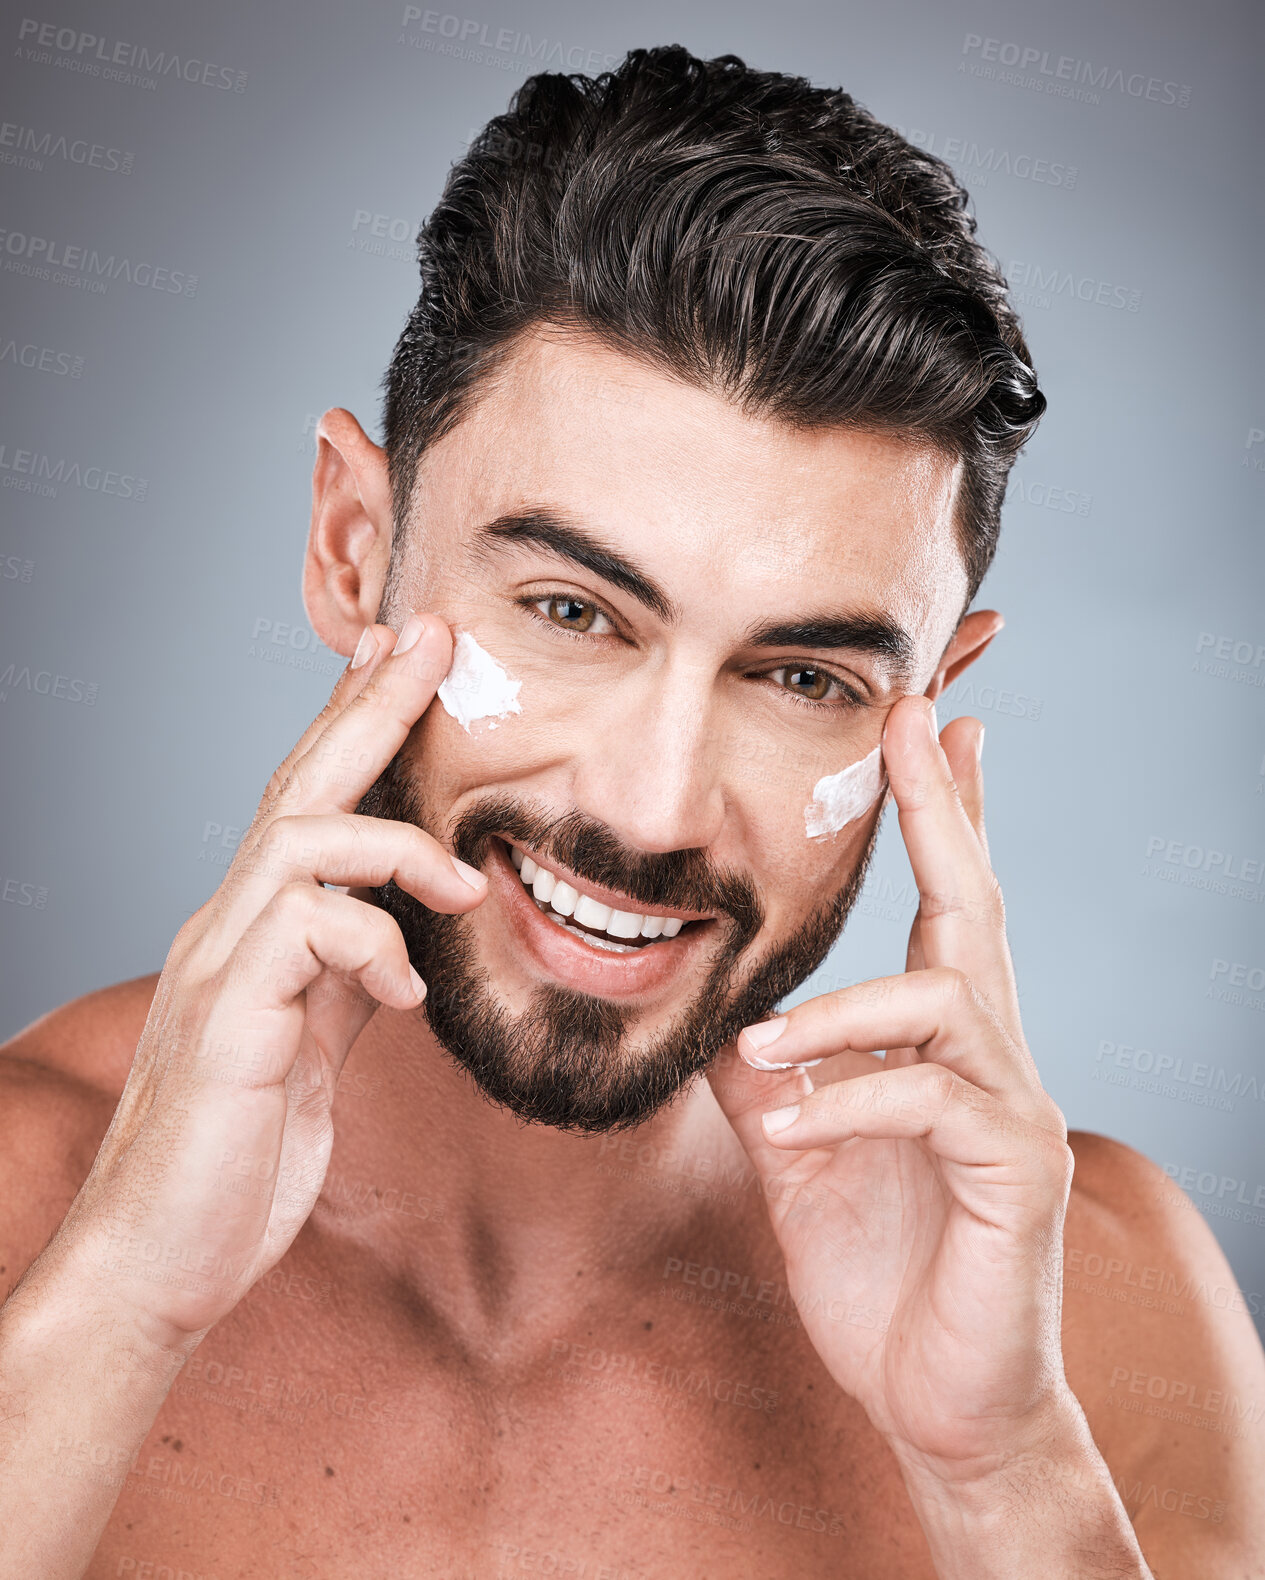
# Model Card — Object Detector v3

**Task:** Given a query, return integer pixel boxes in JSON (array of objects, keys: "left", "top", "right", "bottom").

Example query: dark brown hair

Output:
[{"left": 382, "top": 44, "right": 1046, "bottom": 607}]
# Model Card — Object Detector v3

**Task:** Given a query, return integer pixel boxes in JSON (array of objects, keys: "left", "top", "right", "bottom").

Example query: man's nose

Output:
[{"left": 569, "top": 664, "right": 728, "bottom": 854}]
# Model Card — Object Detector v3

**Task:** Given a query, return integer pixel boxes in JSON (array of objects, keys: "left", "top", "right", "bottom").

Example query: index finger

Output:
[
  {"left": 704, "top": 1049, "right": 824, "bottom": 1225},
  {"left": 255, "top": 621, "right": 394, "bottom": 820},
  {"left": 272, "top": 609, "right": 453, "bottom": 816},
  {"left": 882, "top": 694, "right": 1016, "bottom": 1012}
]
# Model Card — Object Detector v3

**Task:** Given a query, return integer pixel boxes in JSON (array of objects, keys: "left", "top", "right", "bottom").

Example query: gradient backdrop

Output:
[{"left": 1, "top": 0, "right": 1262, "bottom": 1331}]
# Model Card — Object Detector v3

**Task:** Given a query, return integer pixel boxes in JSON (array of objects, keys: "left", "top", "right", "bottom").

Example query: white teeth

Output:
[
  {"left": 510, "top": 843, "right": 694, "bottom": 950},
  {"left": 550, "top": 880, "right": 578, "bottom": 917},
  {"left": 573, "top": 894, "right": 612, "bottom": 932},
  {"left": 542, "top": 911, "right": 640, "bottom": 952}
]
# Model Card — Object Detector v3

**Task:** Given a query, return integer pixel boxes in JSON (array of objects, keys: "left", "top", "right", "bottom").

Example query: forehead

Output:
[{"left": 413, "top": 326, "right": 968, "bottom": 660}]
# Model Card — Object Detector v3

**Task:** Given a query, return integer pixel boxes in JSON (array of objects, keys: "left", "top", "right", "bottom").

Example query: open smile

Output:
[
  {"left": 486, "top": 837, "right": 718, "bottom": 997},
  {"left": 509, "top": 843, "right": 703, "bottom": 950}
]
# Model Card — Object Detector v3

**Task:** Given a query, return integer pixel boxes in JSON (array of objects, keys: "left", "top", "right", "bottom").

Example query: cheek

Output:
[
  {"left": 429, "top": 603, "right": 612, "bottom": 733},
  {"left": 409, "top": 624, "right": 565, "bottom": 800},
  {"left": 748, "top": 751, "right": 887, "bottom": 926},
  {"left": 406, "top": 706, "right": 523, "bottom": 824},
  {"left": 476, "top": 629, "right": 617, "bottom": 728},
  {"left": 435, "top": 629, "right": 522, "bottom": 733},
  {"left": 769, "top": 807, "right": 879, "bottom": 890},
  {"left": 803, "top": 746, "right": 885, "bottom": 839},
  {"left": 733, "top": 737, "right": 886, "bottom": 869}
]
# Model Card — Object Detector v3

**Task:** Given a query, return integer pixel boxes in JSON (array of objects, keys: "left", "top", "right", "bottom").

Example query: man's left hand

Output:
[{"left": 708, "top": 694, "right": 1079, "bottom": 1483}]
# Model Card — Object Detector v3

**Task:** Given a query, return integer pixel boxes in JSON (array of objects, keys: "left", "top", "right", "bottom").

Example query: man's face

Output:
[{"left": 358, "top": 327, "right": 970, "bottom": 1131}]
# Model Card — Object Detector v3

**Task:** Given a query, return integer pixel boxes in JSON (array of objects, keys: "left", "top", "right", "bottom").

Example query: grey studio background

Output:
[{"left": 2, "top": 0, "right": 1262, "bottom": 1332}]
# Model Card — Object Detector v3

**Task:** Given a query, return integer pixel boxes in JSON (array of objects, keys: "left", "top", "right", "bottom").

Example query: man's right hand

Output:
[{"left": 49, "top": 610, "right": 485, "bottom": 1349}]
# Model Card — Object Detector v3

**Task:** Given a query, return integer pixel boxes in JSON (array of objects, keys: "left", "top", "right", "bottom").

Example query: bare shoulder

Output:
[
  {"left": 2, "top": 972, "right": 160, "bottom": 1095},
  {"left": 1062, "top": 1128, "right": 1265, "bottom": 1570},
  {"left": 0, "top": 974, "right": 159, "bottom": 1300}
]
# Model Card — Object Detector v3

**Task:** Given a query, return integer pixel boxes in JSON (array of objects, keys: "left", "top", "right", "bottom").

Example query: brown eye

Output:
[
  {"left": 781, "top": 665, "right": 833, "bottom": 701},
  {"left": 546, "top": 596, "right": 597, "bottom": 632}
]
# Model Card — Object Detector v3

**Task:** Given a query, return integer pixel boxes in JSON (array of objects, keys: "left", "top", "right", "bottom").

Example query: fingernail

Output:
[
  {"left": 740, "top": 1016, "right": 787, "bottom": 1054},
  {"left": 350, "top": 626, "right": 375, "bottom": 669},
  {"left": 975, "top": 724, "right": 986, "bottom": 761},
  {"left": 449, "top": 855, "right": 487, "bottom": 890},
  {"left": 762, "top": 1105, "right": 800, "bottom": 1135},
  {"left": 409, "top": 967, "right": 427, "bottom": 1001},
  {"left": 927, "top": 699, "right": 939, "bottom": 738},
  {"left": 393, "top": 611, "right": 427, "bottom": 655},
  {"left": 744, "top": 1055, "right": 825, "bottom": 1072}
]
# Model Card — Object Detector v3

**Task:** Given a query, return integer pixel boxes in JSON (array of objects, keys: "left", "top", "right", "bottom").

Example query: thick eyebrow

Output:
[
  {"left": 474, "top": 506, "right": 915, "bottom": 684},
  {"left": 741, "top": 615, "right": 916, "bottom": 686},
  {"left": 473, "top": 509, "right": 678, "bottom": 622}
]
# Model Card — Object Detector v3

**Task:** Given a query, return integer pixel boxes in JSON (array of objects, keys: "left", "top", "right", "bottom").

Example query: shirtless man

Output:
[{"left": 2, "top": 44, "right": 1262, "bottom": 1580}]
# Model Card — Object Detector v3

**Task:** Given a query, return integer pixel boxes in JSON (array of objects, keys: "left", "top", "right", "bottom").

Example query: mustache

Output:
[{"left": 449, "top": 794, "right": 765, "bottom": 950}]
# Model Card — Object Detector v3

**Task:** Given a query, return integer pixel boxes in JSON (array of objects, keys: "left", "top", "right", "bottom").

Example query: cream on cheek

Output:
[
  {"left": 803, "top": 745, "right": 886, "bottom": 839},
  {"left": 437, "top": 629, "right": 523, "bottom": 734}
]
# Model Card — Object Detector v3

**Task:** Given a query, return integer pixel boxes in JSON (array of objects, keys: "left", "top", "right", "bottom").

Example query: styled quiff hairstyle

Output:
[{"left": 382, "top": 45, "right": 1046, "bottom": 607}]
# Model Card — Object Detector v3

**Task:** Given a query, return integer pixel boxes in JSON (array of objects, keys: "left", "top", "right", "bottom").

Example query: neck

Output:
[{"left": 318, "top": 1002, "right": 748, "bottom": 1341}]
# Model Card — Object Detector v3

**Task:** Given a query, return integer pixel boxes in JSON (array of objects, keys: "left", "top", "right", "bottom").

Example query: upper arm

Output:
[
  {"left": 0, "top": 981, "right": 148, "bottom": 1304},
  {"left": 1062, "top": 1130, "right": 1265, "bottom": 1577},
  {"left": 0, "top": 1057, "right": 118, "bottom": 1302}
]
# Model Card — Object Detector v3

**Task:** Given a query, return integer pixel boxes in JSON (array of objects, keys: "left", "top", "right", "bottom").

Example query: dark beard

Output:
[{"left": 356, "top": 748, "right": 881, "bottom": 1133}]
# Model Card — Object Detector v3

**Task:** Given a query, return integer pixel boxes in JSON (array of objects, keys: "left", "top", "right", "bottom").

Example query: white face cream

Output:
[
  {"left": 804, "top": 745, "right": 885, "bottom": 839},
  {"left": 437, "top": 629, "right": 523, "bottom": 734}
]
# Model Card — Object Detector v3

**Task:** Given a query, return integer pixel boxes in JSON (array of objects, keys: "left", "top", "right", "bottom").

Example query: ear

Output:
[
  {"left": 302, "top": 408, "right": 395, "bottom": 657},
  {"left": 924, "top": 608, "right": 1005, "bottom": 701}
]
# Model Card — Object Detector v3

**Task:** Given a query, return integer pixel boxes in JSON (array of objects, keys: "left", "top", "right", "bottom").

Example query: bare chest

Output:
[{"left": 84, "top": 1272, "right": 937, "bottom": 1579}]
